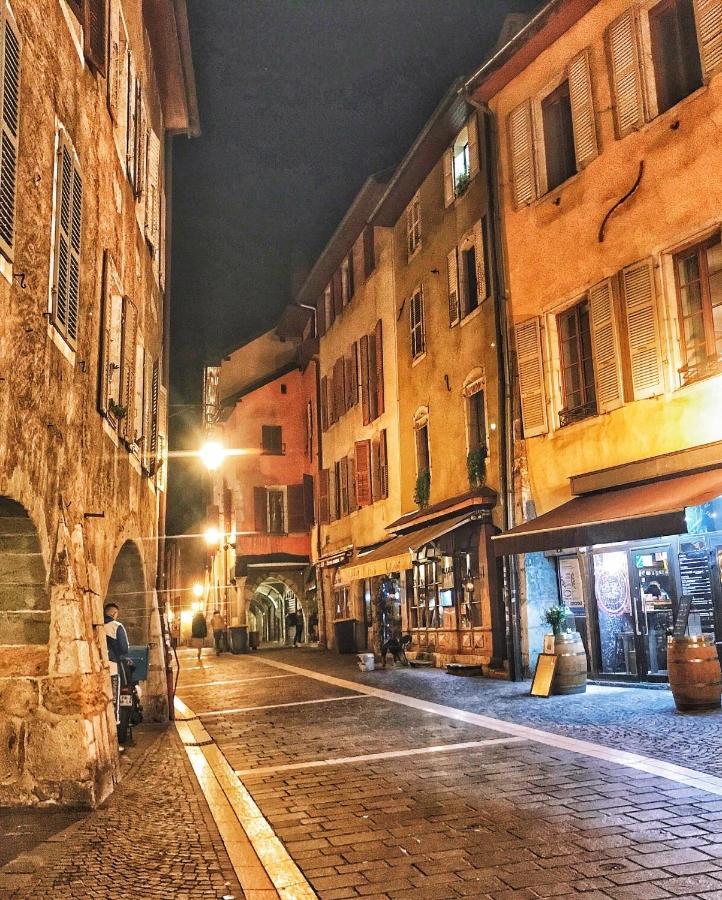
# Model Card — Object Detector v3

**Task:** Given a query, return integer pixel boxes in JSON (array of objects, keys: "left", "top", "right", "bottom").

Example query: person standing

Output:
[
  {"left": 308, "top": 610, "right": 318, "bottom": 642},
  {"left": 294, "top": 612, "right": 304, "bottom": 647},
  {"left": 210, "top": 609, "right": 226, "bottom": 655},
  {"left": 191, "top": 609, "right": 208, "bottom": 661},
  {"left": 104, "top": 602, "right": 130, "bottom": 744},
  {"left": 285, "top": 609, "right": 297, "bottom": 646}
]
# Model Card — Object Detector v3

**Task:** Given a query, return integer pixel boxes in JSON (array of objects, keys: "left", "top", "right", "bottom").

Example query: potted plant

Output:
[
  {"left": 467, "top": 446, "right": 488, "bottom": 489},
  {"left": 108, "top": 400, "right": 127, "bottom": 421},
  {"left": 455, "top": 171, "right": 471, "bottom": 197},
  {"left": 543, "top": 605, "right": 587, "bottom": 695},
  {"left": 414, "top": 469, "right": 430, "bottom": 508}
]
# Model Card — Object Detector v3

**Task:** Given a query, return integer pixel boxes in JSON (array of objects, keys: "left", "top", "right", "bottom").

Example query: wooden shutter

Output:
[
  {"left": 349, "top": 342, "right": 358, "bottom": 406},
  {"left": 468, "top": 112, "right": 480, "bottom": 178},
  {"left": 347, "top": 251, "right": 355, "bottom": 299},
  {"left": 568, "top": 48, "right": 598, "bottom": 170},
  {"left": 254, "top": 487, "right": 268, "bottom": 533},
  {"left": 126, "top": 59, "right": 137, "bottom": 182},
  {"left": 53, "top": 139, "right": 83, "bottom": 346},
  {"left": 363, "top": 225, "right": 375, "bottom": 278},
  {"left": 355, "top": 440, "right": 372, "bottom": 507},
  {"left": 694, "top": 0, "right": 722, "bottom": 78},
  {"left": 622, "top": 259, "right": 664, "bottom": 399},
  {"left": 607, "top": 10, "right": 644, "bottom": 137},
  {"left": 98, "top": 251, "right": 112, "bottom": 414},
  {"left": 142, "top": 352, "right": 154, "bottom": 470},
  {"left": 374, "top": 319, "right": 384, "bottom": 417},
  {"left": 333, "top": 269, "right": 343, "bottom": 318},
  {"left": 0, "top": 8, "right": 20, "bottom": 261},
  {"left": 329, "top": 465, "right": 337, "bottom": 521},
  {"left": 144, "top": 128, "right": 161, "bottom": 252},
  {"left": 443, "top": 149, "right": 454, "bottom": 207},
  {"left": 148, "top": 358, "right": 159, "bottom": 469},
  {"left": 339, "top": 457, "right": 349, "bottom": 517},
  {"left": 156, "top": 385, "right": 168, "bottom": 490},
  {"left": 371, "top": 439, "right": 381, "bottom": 503},
  {"left": 360, "top": 334, "right": 370, "bottom": 425},
  {"left": 508, "top": 100, "right": 535, "bottom": 209},
  {"left": 334, "top": 357, "right": 345, "bottom": 418},
  {"left": 379, "top": 429, "right": 388, "bottom": 499},
  {"left": 319, "top": 469, "right": 330, "bottom": 525},
  {"left": 316, "top": 294, "right": 326, "bottom": 337},
  {"left": 474, "top": 220, "right": 487, "bottom": 300},
  {"left": 288, "top": 484, "right": 306, "bottom": 532},
  {"left": 320, "top": 375, "right": 328, "bottom": 431},
  {"left": 303, "top": 474, "right": 315, "bottom": 526},
  {"left": 133, "top": 341, "right": 144, "bottom": 442},
  {"left": 347, "top": 456, "right": 357, "bottom": 513},
  {"left": 447, "top": 248, "right": 460, "bottom": 326},
  {"left": 120, "top": 297, "right": 138, "bottom": 438},
  {"left": 589, "top": 278, "right": 623, "bottom": 413},
  {"left": 515, "top": 318, "right": 548, "bottom": 437},
  {"left": 83, "top": 0, "right": 107, "bottom": 76}
]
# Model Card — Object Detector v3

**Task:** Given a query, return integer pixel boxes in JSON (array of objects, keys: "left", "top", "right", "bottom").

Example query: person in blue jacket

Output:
[{"left": 104, "top": 602, "right": 130, "bottom": 732}]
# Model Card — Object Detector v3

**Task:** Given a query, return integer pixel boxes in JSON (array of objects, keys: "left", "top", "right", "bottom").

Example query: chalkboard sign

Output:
[
  {"left": 673, "top": 594, "right": 694, "bottom": 637},
  {"left": 530, "top": 653, "right": 557, "bottom": 697},
  {"left": 678, "top": 545, "right": 714, "bottom": 631}
]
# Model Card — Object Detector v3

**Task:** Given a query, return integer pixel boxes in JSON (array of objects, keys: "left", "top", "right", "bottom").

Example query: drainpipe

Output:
[{"left": 472, "top": 99, "right": 523, "bottom": 681}]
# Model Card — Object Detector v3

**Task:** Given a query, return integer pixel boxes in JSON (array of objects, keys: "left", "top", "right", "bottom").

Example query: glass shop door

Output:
[{"left": 630, "top": 546, "right": 677, "bottom": 679}]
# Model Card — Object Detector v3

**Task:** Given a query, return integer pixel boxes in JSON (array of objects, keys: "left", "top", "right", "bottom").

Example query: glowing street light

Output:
[
  {"left": 192, "top": 582, "right": 204, "bottom": 598},
  {"left": 203, "top": 526, "right": 221, "bottom": 547},
  {"left": 199, "top": 440, "right": 226, "bottom": 471}
]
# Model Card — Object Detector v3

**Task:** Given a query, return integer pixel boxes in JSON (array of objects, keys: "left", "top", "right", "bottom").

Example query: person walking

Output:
[
  {"left": 294, "top": 612, "right": 304, "bottom": 647},
  {"left": 285, "top": 609, "right": 297, "bottom": 646},
  {"left": 104, "top": 602, "right": 130, "bottom": 746},
  {"left": 191, "top": 609, "right": 208, "bottom": 661},
  {"left": 210, "top": 609, "right": 226, "bottom": 655},
  {"left": 309, "top": 610, "right": 318, "bottom": 643}
]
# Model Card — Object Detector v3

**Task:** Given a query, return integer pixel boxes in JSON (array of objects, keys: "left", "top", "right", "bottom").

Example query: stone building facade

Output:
[{"left": 0, "top": 0, "right": 197, "bottom": 806}]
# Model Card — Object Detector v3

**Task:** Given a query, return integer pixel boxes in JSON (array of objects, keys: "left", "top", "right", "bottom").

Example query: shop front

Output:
[{"left": 493, "top": 460, "right": 722, "bottom": 683}]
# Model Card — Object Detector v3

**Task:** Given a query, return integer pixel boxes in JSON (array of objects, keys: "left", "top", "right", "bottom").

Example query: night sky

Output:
[{"left": 168, "top": 0, "right": 539, "bottom": 536}]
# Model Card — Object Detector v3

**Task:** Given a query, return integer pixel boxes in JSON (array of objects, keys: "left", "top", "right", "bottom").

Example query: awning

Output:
[
  {"left": 492, "top": 467, "right": 722, "bottom": 556},
  {"left": 337, "top": 513, "right": 477, "bottom": 585}
]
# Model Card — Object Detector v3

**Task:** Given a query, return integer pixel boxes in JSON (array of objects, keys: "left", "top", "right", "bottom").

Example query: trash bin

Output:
[
  {"left": 227, "top": 625, "right": 248, "bottom": 654},
  {"left": 249, "top": 630, "right": 260, "bottom": 650},
  {"left": 334, "top": 618, "right": 357, "bottom": 654},
  {"left": 357, "top": 652, "right": 375, "bottom": 672}
]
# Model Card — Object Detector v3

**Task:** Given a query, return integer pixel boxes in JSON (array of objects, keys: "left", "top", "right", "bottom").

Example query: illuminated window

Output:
[{"left": 674, "top": 236, "right": 722, "bottom": 381}]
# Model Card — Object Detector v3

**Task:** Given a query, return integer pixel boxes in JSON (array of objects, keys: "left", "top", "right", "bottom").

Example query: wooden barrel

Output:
[
  {"left": 553, "top": 632, "right": 587, "bottom": 695},
  {"left": 668, "top": 635, "right": 721, "bottom": 711}
]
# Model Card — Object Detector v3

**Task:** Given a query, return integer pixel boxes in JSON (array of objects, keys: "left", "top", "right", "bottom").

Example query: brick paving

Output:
[
  {"left": 175, "top": 648, "right": 722, "bottom": 900},
  {"left": 0, "top": 725, "right": 243, "bottom": 900}
]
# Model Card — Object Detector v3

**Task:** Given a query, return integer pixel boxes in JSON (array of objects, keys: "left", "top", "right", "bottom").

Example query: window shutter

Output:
[
  {"left": 320, "top": 375, "right": 328, "bottom": 431},
  {"left": 254, "top": 487, "right": 268, "bottom": 533},
  {"left": 473, "top": 220, "right": 487, "bottom": 300},
  {"left": 468, "top": 112, "right": 480, "bottom": 177},
  {"left": 363, "top": 225, "right": 375, "bottom": 278},
  {"left": 333, "top": 269, "right": 343, "bottom": 318},
  {"left": 607, "top": 10, "right": 644, "bottom": 138},
  {"left": 333, "top": 357, "right": 344, "bottom": 419},
  {"left": 694, "top": 0, "right": 722, "bottom": 78},
  {"left": 347, "top": 455, "right": 357, "bottom": 513},
  {"left": 347, "top": 251, "right": 355, "bottom": 299},
  {"left": 120, "top": 297, "right": 138, "bottom": 438},
  {"left": 288, "top": 484, "right": 306, "bottom": 533},
  {"left": 379, "top": 429, "right": 388, "bottom": 499},
  {"left": 144, "top": 128, "right": 161, "bottom": 251},
  {"left": 447, "top": 248, "right": 460, "bottom": 326},
  {"left": 133, "top": 341, "right": 144, "bottom": 442},
  {"left": 303, "top": 474, "right": 315, "bottom": 526},
  {"left": 355, "top": 440, "right": 372, "bottom": 507},
  {"left": 319, "top": 469, "right": 330, "bottom": 525},
  {"left": 622, "top": 259, "right": 664, "bottom": 399},
  {"left": 508, "top": 100, "right": 536, "bottom": 209},
  {"left": 589, "top": 278, "right": 623, "bottom": 413},
  {"left": 360, "top": 334, "right": 370, "bottom": 425},
  {"left": 374, "top": 319, "right": 384, "bottom": 417},
  {"left": 83, "top": 0, "right": 107, "bottom": 76},
  {"left": 53, "top": 141, "right": 82, "bottom": 346},
  {"left": 371, "top": 439, "right": 381, "bottom": 503},
  {"left": 339, "top": 457, "right": 349, "bottom": 517},
  {"left": 156, "top": 384, "right": 168, "bottom": 490},
  {"left": 568, "top": 49, "right": 598, "bottom": 171},
  {"left": 443, "top": 149, "right": 454, "bottom": 207},
  {"left": 329, "top": 465, "right": 337, "bottom": 521},
  {"left": 515, "top": 318, "right": 548, "bottom": 437},
  {"left": 316, "top": 294, "right": 326, "bottom": 337},
  {"left": 0, "top": 8, "right": 20, "bottom": 262},
  {"left": 126, "top": 59, "right": 137, "bottom": 182},
  {"left": 147, "top": 358, "right": 159, "bottom": 470},
  {"left": 142, "top": 352, "right": 154, "bottom": 470},
  {"left": 98, "top": 251, "right": 112, "bottom": 414},
  {"left": 350, "top": 342, "right": 358, "bottom": 406}
]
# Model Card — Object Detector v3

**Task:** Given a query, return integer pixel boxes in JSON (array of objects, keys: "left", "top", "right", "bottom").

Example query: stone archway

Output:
[
  {"left": 0, "top": 496, "right": 50, "bottom": 668},
  {"left": 105, "top": 540, "right": 146, "bottom": 644},
  {"left": 244, "top": 569, "right": 311, "bottom": 645}
]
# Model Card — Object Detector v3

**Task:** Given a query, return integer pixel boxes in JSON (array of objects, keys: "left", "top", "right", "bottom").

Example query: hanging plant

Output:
[
  {"left": 414, "top": 469, "right": 430, "bottom": 508},
  {"left": 467, "top": 446, "right": 488, "bottom": 489}
]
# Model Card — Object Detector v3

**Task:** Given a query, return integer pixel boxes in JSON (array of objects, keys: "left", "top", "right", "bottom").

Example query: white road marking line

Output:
[
  {"left": 252, "top": 657, "right": 722, "bottom": 798},
  {"left": 178, "top": 673, "right": 296, "bottom": 689},
  {"left": 235, "top": 736, "right": 528, "bottom": 777},
  {"left": 197, "top": 693, "right": 369, "bottom": 718}
]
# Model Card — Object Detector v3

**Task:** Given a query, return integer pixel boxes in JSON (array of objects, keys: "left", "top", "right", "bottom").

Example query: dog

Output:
[{"left": 381, "top": 633, "right": 412, "bottom": 668}]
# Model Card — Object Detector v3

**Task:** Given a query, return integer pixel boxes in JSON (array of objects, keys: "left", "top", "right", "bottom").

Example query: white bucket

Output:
[{"left": 357, "top": 652, "right": 375, "bottom": 672}]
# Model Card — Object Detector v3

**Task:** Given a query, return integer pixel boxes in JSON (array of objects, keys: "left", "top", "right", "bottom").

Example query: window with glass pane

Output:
[
  {"left": 452, "top": 127, "right": 470, "bottom": 193},
  {"left": 267, "top": 489, "right": 285, "bottom": 534},
  {"left": 649, "top": 0, "right": 702, "bottom": 115},
  {"left": 467, "top": 389, "right": 486, "bottom": 451},
  {"left": 415, "top": 424, "right": 430, "bottom": 474},
  {"left": 410, "top": 288, "right": 425, "bottom": 357},
  {"left": 675, "top": 237, "right": 722, "bottom": 380},
  {"left": 558, "top": 299, "right": 597, "bottom": 425},
  {"left": 461, "top": 245, "right": 479, "bottom": 315},
  {"left": 542, "top": 79, "right": 576, "bottom": 191},
  {"left": 407, "top": 194, "right": 421, "bottom": 256}
]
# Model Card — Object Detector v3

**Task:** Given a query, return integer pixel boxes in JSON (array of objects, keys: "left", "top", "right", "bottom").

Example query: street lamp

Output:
[
  {"left": 192, "top": 582, "right": 204, "bottom": 598},
  {"left": 199, "top": 440, "right": 226, "bottom": 471},
  {"left": 203, "top": 526, "right": 221, "bottom": 547}
]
